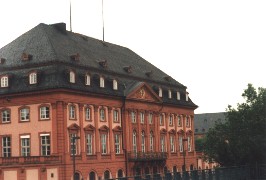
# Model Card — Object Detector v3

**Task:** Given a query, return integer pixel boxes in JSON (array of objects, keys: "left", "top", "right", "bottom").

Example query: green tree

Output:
[{"left": 203, "top": 84, "right": 266, "bottom": 166}]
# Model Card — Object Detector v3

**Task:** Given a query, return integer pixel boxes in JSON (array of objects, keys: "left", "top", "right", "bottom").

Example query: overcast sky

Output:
[{"left": 0, "top": 0, "right": 265, "bottom": 114}]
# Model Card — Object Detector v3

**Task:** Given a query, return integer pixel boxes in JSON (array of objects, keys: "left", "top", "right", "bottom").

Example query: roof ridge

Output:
[{"left": 38, "top": 23, "right": 58, "bottom": 60}]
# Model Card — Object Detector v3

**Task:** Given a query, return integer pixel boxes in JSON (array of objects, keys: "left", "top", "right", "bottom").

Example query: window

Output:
[
  {"left": 21, "top": 135, "right": 30, "bottom": 156},
  {"left": 101, "top": 134, "right": 107, "bottom": 154},
  {"left": 133, "top": 131, "right": 137, "bottom": 154},
  {"left": 114, "top": 134, "right": 121, "bottom": 154},
  {"left": 29, "top": 72, "right": 37, "bottom": 84},
  {"left": 100, "top": 108, "right": 105, "bottom": 121},
  {"left": 159, "top": 87, "right": 162, "bottom": 97},
  {"left": 1, "top": 109, "right": 10, "bottom": 123},
  {"left": 113, "top": 110, "right": 119, "bottom": 122},
  {"left": 148, "top": 113, "right": 153, "bottom": 124},
  {"left": 85, "top": 74, "right": 91, "bottom": 85},
  {"left": 186, "top": 92, "right": 189, "bottom": 101},
  {"left": 40, "top": 134, "right": 50, "bottom": 156},
  {"left": 187, "top": 136, "right": 192, "bottom": 152},
  {"left": 177, "top": 91, "right": 180, "bottom": 100},
  {"left": 85, "top": 107, "right": 91, "bottom": 120},
  {"left": 150, "top": 131, "right": 154, "bottom": 152},
  {"left": 100, "top": 76, "right": 105, "bottom": 88},
  {"left": 186, "top": 116, "right": 190, "bottom": 127},
  {"left": 159, "top": 114, "right": 164, "bottom": 126},
  {"left": 178, "top": 116, "right": 182, "bottom": 126},
  {"left": 70, "top": 71, "right": 75, "bottom": 83},
  {"left": 69, "top": 105, "right": 76, "bottom": 119},
  {"left": 141, "top": 131, "right": 145, "bottom": 153},
  {"left": 2, "top": 136, "right": 11, "bottom": 157},
  {"left": 113, "top": 79, "right": 118, "bottom": 90},
  {"left": 140, "top": 112, "right": 144, "bottom": 124},
  {"left": 86, "top": 134, "right": 93, "bottom": 155},
  {"left": 168, "top": 90, "right": 172, "bottom": 99},
  {"left": 169, "top": 115, "right": 173, "bottom": 126},
  {"left": 0, "top": 76, "right": 8, "bottom": 87},
  {"left": 70, "top": 134, "right": 78, "bottom": 155},
  {"left": 40, "top": 106, "right": 50, "bottom": 120},
  {"left": 20, "top": 108, "right": 30, "bottom": 121},
  {"left": 131, "top": 111, "right": 136, "bottom": 123},
  {"left": 170, "top": 136, "right": 175, "bottom": 152},
  {"left": 160, "top": 135, "right": 166, "bottom": 152},
  {"left": 179, "top": 136, "right": 183, "bottom": 152}
]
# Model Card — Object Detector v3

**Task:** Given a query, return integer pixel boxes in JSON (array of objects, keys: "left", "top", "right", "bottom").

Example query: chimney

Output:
[{"left": 51, "top": 23, "right": 67, "bottom": 34}]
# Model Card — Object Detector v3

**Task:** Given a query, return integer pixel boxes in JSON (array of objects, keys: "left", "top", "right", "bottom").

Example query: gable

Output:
[{"left": 126, "top": 82, "right": 162, "bottom": 103}]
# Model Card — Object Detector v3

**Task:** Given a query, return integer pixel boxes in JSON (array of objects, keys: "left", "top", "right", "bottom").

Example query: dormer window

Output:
[
  {"left": 186, "top": 92, "right": 189, "bottom": 101},
  {"left": 0, "top": 58, "right": 6, "bottom": 64},
  {"left": 123, "top": 66, "right": 132, "bottom": 73},
  {"left": 159, "top": 87, "right": 162, "bottom": 97},
  {"left": 177, "top": 91, "right": 180, "bottom": 100},
  {"left": 100, "top": 76, "right": 105, "bottom": 88},
  {"left": 29, "top": 72, "right": 37, "bottom": 84},
  {"left": 70, "top": 53, "right": 80, "bottom": 61},
  {"left": 113, "top": 79, "right": 118, "bottom": 90},
  {"left": 21, "top": 53, "right": 32, "bottom": 61},
  {"left": 85, "top": 74, "right": 91, "bottom": 86},
  {"left": 168, "top": 90, "right": 172, "bottom": 99},
  {"left": 1, "top": 76, "right": 8, "bottom": 87},
  {"left": 70, "top": 71, "right": 75, "bottom": 83}
]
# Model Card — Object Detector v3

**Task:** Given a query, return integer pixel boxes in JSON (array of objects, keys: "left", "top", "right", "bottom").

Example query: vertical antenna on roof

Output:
[
  {"left": 102, "top": 0, "right": 105, "bottom": 41},
  {"left": 70, "top": 0, "right": 72, "bottom": 32}
]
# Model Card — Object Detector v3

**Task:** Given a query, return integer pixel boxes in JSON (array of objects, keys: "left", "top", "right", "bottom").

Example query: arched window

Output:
[
  {"left": 133, "top": 131, "right": 137, "bottom": 154},
  {"left": 113, "top": 79, "right": 118, "bottom": 90},
  {"left": 89, "top": 172, "right": 96, "bottom": 180},
  {"left": 85, "top": 74, "right": 91, "bottom": 85},
  {"left": 104, "top": 170, "right": 110, "bottom": 180},
  {"left": 117, "top": 169, "right": 123, "bottom": 178},
  {"left": 1, "top": 76, "right": 8, "bottom": 87},
  {"left": 173, "top": 166, "right": 177, "bottom": 173},
  {"left": 141, "top": 131, "right": 145, "bottom": 152},
  {"left": 74, "top": 172, "right": 80, "bottom": 180},
  {"left": 29, "top": 72, "right": 37, "bottom": 84},
  {"left": 163, "top": 166, "right": 168, "bottom": 174}
]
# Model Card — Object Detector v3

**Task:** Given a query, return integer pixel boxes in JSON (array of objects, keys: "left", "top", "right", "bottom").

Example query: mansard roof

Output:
[{"left": 0, "top": 22, "right": 197, "bottom": 109}]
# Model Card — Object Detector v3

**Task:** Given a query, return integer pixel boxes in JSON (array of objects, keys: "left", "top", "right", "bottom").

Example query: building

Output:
[
  {"left": 194, "top": 112, "right": 226, "bottom": 169},
  {"left": 0, "top": 23, "right": 197, "bottom": 180}
]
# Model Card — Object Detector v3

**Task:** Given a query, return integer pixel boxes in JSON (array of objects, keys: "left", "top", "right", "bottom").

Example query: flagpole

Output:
[
  {"left": 102, "top": 0, "right": 105, "bottom": 41},
  {"left": 70, "top": 0, "right": 72, "bottom": 32}
]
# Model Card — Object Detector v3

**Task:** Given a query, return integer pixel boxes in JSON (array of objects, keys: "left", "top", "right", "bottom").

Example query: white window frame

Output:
[
  {"left": 69, "top": 105, "right": 76, "bottom": 119},
  {"left": 177, "top": 91, "right": 180, "bottom": 100},
  {"left": 86, "top": 134, "right": 93, "bottom": 155},
  {"left": 131, "top": 111, "right": 136, "bottom": 123},
  {"left": 29, "top": 72, "right": 37, "bottom": 84},
  {"left": 114, "top": 134, "right": 121, "bottom": 154},
  {"left": 2, "top": 109, "right": 10, "bottom": 123},
  {"left": 170, "top": 136, "right": 175, "bottom": 152},
  {"left": 101, "top": 134, "right": 107, "bottom": 154},
  {"left": 179, "top": 136, "right": 183, "bottom": 152},
  {"left": 1, "top": 76, "right": 8, "bottom": 87},
  {"left": 40, "top": 134, "right": 50, "bottom": 156},
  {"left": 40, "top": 106, "right": 50, "bottom": 120},
  {"left": 113, "top": 110, "right": 119, "bottom": 122},
  {"left": 148, "top": 113, "right": 153, "bottom": 124},
  {"left": 186, "top": 92, "right": 189, "bottom": 101},
  {"left": 159, "top": 114, "right": 163, "bottom": 126},
  {"left": 85, "top": 74, "right": 91, "bottom": 85},
  {"left": 169, "top": 115, "right": 173, "bottom": 126},
  {"left": 70, "top": 71, "right": 75, "bottom": 83},
  {"left": 100, "top": 76, "right": 105, "bottom": 88},
  {"left": 2, "top": 136, "right": 11, "bottom": 157},
  {"left": 150, "top": 131, "right": 154, "bottom": 152},
  {"left": 159, "top": 87, "right": 162, "bottom": 97},
  {"left": 141, "top": 131, "right": 145, "bottom": 153},
  {"left": 21, "top": 135, "right": 30, "bottom": 156},
  {"left": 178, "top": 116, "right": 182, "bottom": 126},
  {"left": 20, "top": 108, "right": 30, "bottom": 121},
  {"left": 70, "top": 134, "right": 78, "bottom": 155},
  {"left": 186, "top": 116, "right": 190, "bottom": 127},
  {"left": 133, "top": 131, "right": 137, "bottom": 154},
  {"left": 85, "top": 107, "right": 91, "bottom": 120},
  {"left": 160, "top": 135, "right": 166, "bottom": 152},
  {"left": 140, "top": 112, "right": 144, "bottom": 124},
  {"left": 113, "top": 79, "right": 118, "bottom": 90},
  {"left": 188, "top": 136, "right": 192, "bottom": 152},
  {"left": 100, "top": 108, "right": 105, "bottom": 121},
  {"left": 168, "top": 90, "right": 172, "bottom": 99}
]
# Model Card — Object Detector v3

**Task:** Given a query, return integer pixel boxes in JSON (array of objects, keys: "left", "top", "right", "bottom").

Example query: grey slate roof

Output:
[
  {"left": 194, "top": 112, "right": 227, "bottom": 135},
  {"left": 0, "top": 22, "right": 197, "bottom": 108}
]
